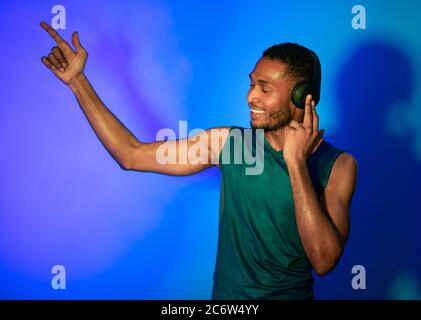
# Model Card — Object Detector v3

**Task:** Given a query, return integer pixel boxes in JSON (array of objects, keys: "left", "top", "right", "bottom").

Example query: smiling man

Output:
[
  {"left": 212, "top": 44, "right": 358, "bottom": 299},
  {"left": 40, "top": 21, "right": 358, "bottom": 300}
]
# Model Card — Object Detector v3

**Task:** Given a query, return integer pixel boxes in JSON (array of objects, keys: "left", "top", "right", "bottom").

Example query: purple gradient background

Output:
[{"left": 1, "top": 0, "right": 421, "bottom": 299}]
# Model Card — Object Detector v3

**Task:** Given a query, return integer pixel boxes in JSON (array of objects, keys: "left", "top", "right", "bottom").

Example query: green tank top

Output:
[{"left": 211, "top": 126, "right": 344, "bottom": 300}]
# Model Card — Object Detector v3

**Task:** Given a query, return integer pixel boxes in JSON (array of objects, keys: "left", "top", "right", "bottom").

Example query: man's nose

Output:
[{"left": 247, "top": 89, "right": 259, "bottom": 104}]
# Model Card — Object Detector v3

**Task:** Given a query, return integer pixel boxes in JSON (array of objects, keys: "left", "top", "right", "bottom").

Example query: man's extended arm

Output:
[
  {"left": 40, "top": 21, "right": 137, "bottom": 169},
  {"left": 40, "top": 22, "right": 229, "bottom": 174},
  {"left": 69, "top": 73, "right": 139, "bottom": 169}
]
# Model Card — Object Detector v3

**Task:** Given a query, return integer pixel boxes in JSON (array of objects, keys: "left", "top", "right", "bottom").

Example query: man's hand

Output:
[
  {"left": 40, "top": 21, "right": 88, "bottom": 85},
  {"left": 283, "top": 94, "right": 325, "bottom": 165}
]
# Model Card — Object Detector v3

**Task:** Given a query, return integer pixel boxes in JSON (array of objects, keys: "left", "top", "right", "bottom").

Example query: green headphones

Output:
[{"left": 290, "top": 50, "right": 321, "bottom": 109}]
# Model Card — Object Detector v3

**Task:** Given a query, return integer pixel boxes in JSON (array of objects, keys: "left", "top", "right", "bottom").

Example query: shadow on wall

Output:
[{"left": 315, "top": 41, "right": 421, "bottom": 299}]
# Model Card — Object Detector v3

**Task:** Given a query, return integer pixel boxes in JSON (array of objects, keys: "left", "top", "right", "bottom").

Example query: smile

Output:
[{"left": 251, "top": 108, "right": 265, "bottom": 114}]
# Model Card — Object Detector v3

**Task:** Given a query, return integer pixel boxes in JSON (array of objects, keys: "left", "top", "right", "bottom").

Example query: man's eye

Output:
[{"left": 249, "top": 84, "right": 269, "bottom": 93}]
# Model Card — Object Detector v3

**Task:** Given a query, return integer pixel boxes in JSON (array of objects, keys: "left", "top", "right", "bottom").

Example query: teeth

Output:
[{"left": 251, "top": 108, "right": 265, "bottom": 114}]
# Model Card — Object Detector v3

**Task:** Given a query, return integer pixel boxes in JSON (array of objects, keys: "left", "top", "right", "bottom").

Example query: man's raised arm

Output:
[
  {"left": 127, "top": 126, "right": 230, "bottom": 175},
  {"left": 40, "top": 22, "right": 230, "bottom": 175}
]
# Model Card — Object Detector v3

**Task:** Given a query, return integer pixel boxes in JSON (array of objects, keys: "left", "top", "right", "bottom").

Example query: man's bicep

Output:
[
  {"left": 208, "top": 126, "right": 232, "bottom": 168},
  {"left": 179, "top": 126, "right": 232, "bottom": 169},
  {"left": 126, "top": 126, "right": 231, "bottom": 175},
  {"left": 320, "top": 152, "right": 358, "bottom": 243}
]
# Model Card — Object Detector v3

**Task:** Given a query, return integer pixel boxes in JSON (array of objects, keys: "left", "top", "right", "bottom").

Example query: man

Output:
[{"left": 40, "top": 21, "right": 358, "bottom": 299}]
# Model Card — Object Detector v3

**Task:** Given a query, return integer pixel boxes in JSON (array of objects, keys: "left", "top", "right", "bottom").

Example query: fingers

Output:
[
  {"left": 41, "top": 56, "right": 54, "bottom": 69},
  {"left": 41, "top": 56, "right": 59, "bottom": 75},
  {"left": 72, "top": 32, "right": 84, "bottom": 52},
  {"left": 288, "top": 120, "right": 302, "bottom": 129},
  {"left": 40, "top": 21, "right": 66, "bottom": 45},
  {"left": 303, "top": 94, "right": 313, "bottom": 130},
  {"left": 40, "top": 21, "right": 75, "bottom": 57},
  {"left": 310, "top": 139, "right": 324, "bottom": 155},
  {"left": 312, "top": 100, "right": 319, "bottom": 131},
  {"left": 47, "top": 53, "right": 60, "bottom": 70},
  {"left": 310, "top": 130, "right": 325, "bottom": 154},
  {"left": 52, "top": 46, "right": 67, "bottom": 67},
  {"left": 303, "top": 94, "right": 320, "bottom": 133},
  {"left": 45, "top": 47, "right": 66, "bottom": 72}
]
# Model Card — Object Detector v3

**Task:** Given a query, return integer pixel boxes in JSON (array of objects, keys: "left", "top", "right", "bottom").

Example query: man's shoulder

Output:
[
  {"left": 321, "top": 141, "right": 358, "bottom": 169},
  {"left": 320, "top": 142, "right": 358, "bottom": 190},
  {"left": 332, "top": 152, "right": 358, "bottom": 175},
  {"left": 309, "top": 141, "right": 357, "bottom": 190}
]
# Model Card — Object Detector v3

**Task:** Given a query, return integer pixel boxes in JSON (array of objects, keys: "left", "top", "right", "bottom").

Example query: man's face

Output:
[{"left": 247, "top": 57, "right": 297, "bottom": 131}]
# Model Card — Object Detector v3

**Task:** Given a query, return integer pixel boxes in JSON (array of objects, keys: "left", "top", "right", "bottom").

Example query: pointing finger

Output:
[
  {"left": 40, "top": 21, "right": 75, "bottom": 57},
  {"left": 40, "top": 21, "right": 65, "bottom": 45}
]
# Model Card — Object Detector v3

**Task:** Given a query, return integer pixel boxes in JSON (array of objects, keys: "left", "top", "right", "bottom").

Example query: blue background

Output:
[{"left": 1, "top": 0, "right": 420, "bottom": 299}]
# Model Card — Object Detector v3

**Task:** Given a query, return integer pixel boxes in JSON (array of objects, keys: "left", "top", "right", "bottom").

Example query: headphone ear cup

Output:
[{"left": 291, "top": 81, "right": 309, "bottom": 110}]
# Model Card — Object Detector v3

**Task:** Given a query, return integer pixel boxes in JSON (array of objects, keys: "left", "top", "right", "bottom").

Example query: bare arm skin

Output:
[
  {"left": 128, "top": 126, "right": 231, "bottom": 175},
  {"left": 69, "top": 74, "right": 139, "bottom": 169},
  {"left": 40, "top": 22, "right": 230, "bottom": 174},
  {"left": 287, "top": 152, "right": 358, "bottom": 275},
  {"left": 284, "top": 95, "right": 358, "bottom": 275}
]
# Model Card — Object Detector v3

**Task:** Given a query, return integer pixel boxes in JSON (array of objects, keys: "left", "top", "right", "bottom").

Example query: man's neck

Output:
[{"left": 264, "top": 128, "right": 287, "bottom": 152}]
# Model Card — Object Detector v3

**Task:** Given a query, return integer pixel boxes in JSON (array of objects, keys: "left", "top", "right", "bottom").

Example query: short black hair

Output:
[{"left": 262, "top": 42, "right": 314, "bottom": 83}]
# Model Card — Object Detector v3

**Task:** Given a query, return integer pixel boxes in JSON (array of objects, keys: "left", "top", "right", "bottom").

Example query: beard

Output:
[{"left": 250, "top": 106, "right": 293, "bottom": 131}]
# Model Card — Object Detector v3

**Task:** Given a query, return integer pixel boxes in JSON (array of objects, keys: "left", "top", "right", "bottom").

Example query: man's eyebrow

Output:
[{"left": 248, "top": 73, "right": 273, "bottom": 85}]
